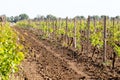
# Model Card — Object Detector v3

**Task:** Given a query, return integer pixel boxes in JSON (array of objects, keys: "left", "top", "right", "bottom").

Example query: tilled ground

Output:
[{"left": 14, "top": 27, "right": 120, "bottom": 80}]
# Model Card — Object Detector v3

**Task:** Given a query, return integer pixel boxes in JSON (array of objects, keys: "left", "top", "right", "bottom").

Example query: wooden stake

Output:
[
  {"left": 87, "top": 16, "right": 90, "bottom": 54},
  {"left": 74, "top": 18, "right": 77, "bottom": 48},
  {"left": 59, "top": 18, "right": 61, "bottom": 29},
  {"left": 103, "top": 16, "right": 107, "bottom": 62},
  {"left": 65, "top": 17, "right": 68, "bottom": 45},
  {"left": 93, "top": 17, "right": 96, "bottom": 32}
]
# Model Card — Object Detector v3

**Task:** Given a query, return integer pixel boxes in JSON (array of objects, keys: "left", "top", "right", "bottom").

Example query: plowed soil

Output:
[{"left": 13, "top": 27, "right": 120, "bottom": 80}]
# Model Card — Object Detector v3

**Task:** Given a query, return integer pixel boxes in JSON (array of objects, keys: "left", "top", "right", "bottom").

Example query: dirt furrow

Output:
[
  {"left": 27, "top": 33, "right": 89, "bottom": 79},
  {"left": 14, "top": 27, "right": 120, "bottom": 80},
  {"left": 14, "top": 27, "right": 88, "bottom": 80}
]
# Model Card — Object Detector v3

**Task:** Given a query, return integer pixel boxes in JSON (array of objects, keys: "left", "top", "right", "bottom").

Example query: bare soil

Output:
[{"left": 13, "top": 27, "right": 120, "bottom": 80}]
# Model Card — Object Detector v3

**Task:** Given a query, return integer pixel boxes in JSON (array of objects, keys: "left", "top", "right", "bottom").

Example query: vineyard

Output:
[
  {"left": 0, "top": 23, "right": 24, "bottom": 80},
  {"left": 0, "top": 16, "right": 120, "bottom": 80},
  {"left": 16, "top": 16, "right": 120, "bottom": 65}
]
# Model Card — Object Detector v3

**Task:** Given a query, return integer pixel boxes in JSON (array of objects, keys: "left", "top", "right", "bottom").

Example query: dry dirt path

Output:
[{"left": 14, "top": 27, "right": 90, "bottom": 80}]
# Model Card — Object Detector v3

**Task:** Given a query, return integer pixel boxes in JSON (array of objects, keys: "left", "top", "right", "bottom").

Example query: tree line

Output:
[
  {"left": 6, "top": 13, "right": 120, "bottom": 22},
  {"left": 7, "top": 13, "right": 29, "bottom": 22}
]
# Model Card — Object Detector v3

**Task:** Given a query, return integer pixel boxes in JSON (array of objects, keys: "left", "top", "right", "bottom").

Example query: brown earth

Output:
[{"left": 13, "top": 27, "right": 120, "bottom": 80}]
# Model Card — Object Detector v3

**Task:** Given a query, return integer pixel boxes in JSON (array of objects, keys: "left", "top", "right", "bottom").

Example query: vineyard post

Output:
[
  {"left": 58, "top": 18, "right": 61, "bottom": 41},
  {"left": 80, "top": 19, "right": 83, "bottom": 52},
  {"left": 45, "top": 18, "right": 48, "bottom": 35},
  {"left": 113, "top": 18, "right": 115, "bottom": 34},
  {"left": 110, "top": 17, "right": 115, "bottom": 42},
  {"left": 103, "top": 16, "right": 107, "bottom": 63},
  {"left": 87, "top": 16, "right": 90, "bottom": 54},
  {"left": 65, "top": 17, "right": 68, "bottom": 45},
  {"left": 112, "top": 17, "right": 116, "bottom": 69},
  {"left": 55, "top": 18, "right": 58, "bottom": 30},
  {"left": 48, "top": 18, "right": 51, "bottom": 38},
  {"left": 59, "top": 18, "right": 61, "bottom": 29},
  {"left": 55, "top": 18, "right": 58, "bottom": 40},
  {"left": 74, "top": 18, "right": 77, "bottom": 48},
  {"left": 52, "top": 19, "right": 55, "bottom": 39},
  {"left": 93, "top": 16, "right": 96, "bottom": 32}
]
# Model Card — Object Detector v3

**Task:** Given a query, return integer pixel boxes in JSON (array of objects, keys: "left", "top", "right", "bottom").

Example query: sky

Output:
[{"left": 0, "top": 0, "right": 120, "bottom": 18}]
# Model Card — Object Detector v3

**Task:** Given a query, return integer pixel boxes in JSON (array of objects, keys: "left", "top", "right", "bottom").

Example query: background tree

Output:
[
  {"left": 19, "top": 13, "right": 29, "bottom": 20},
  {"left": 46, "top": 14, "right": 56, "bottom": 20},
  {"left": 14, "top": 16, "right": 20, "bottom": 22},
  {"left": 74, "top": 16, "right": 85, "bottom": 20},
  {"left": 115, "top": 16, "right": 120, "bottom": 19},
  {"left": 34, "top": 15, "right": 45, "bottom": 21},
  {"left": 92, "top": 15, "right": 100, "bottom": 20},
  {"left": 9, "top": 16, "right": 14, "bottom": 22}
]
